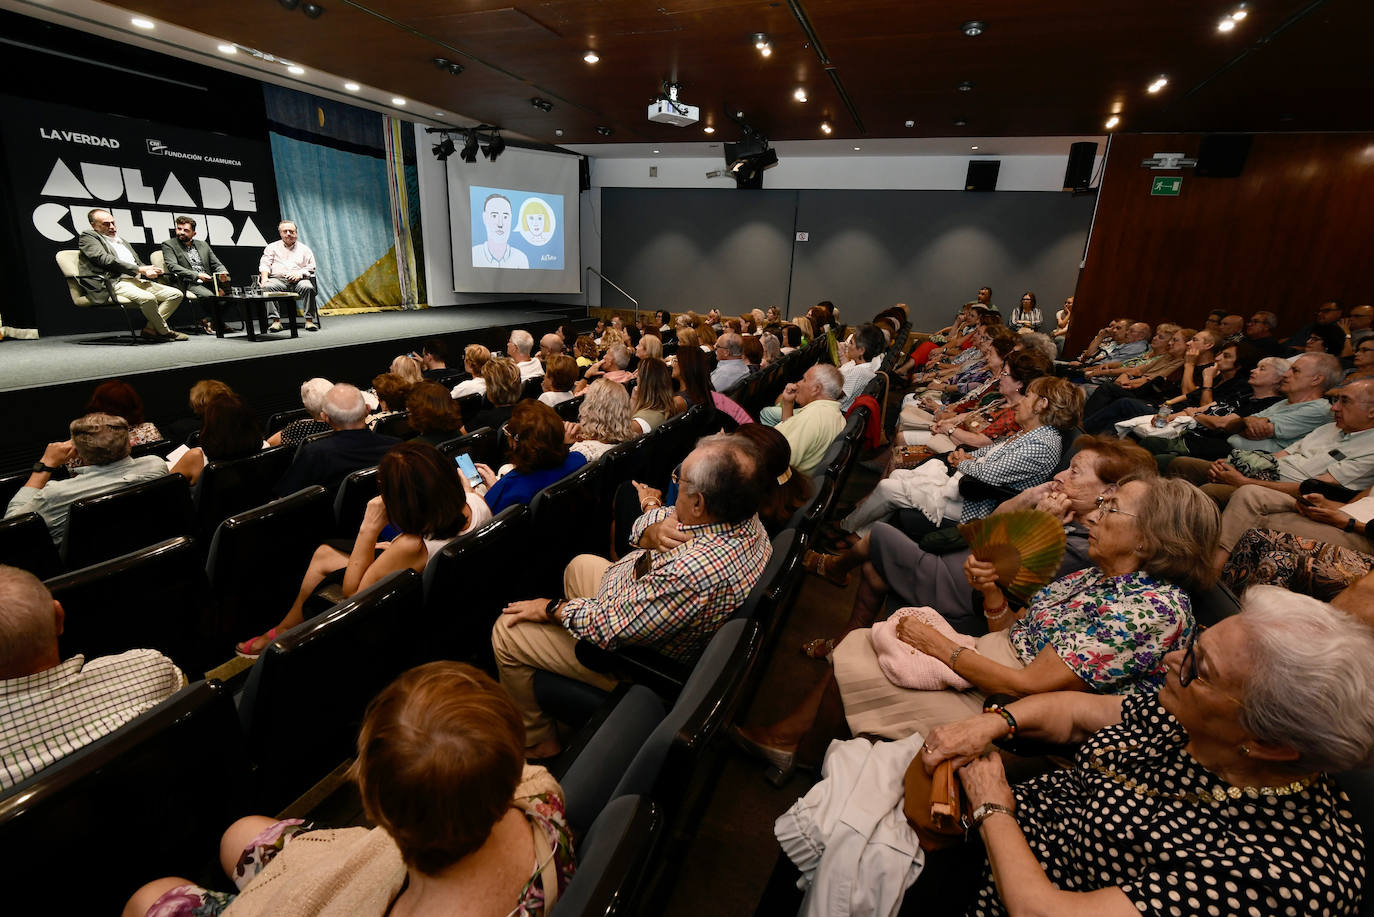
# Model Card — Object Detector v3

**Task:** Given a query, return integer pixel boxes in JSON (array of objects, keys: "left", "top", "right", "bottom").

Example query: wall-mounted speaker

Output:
[
  {"left": 965, "top": 160, "right": 1000, "bottom": 191},
  {"left": 1195, "top": 134, "right": 1253, "bottom": 178},
  {"left": 1063, "top": 141, "right": 1098, "bottom": 191},
  {"left": 579, "top": 156, "right": 591, "bottom": 191}
]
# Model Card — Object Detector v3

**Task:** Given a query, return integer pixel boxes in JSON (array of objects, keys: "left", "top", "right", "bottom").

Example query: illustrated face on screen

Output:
[
  {"left": 518, "top": 198, "right": 555, "bottom": 246},
  {"left": 483, "top": 197, "right": 513, "bottom": 243}
]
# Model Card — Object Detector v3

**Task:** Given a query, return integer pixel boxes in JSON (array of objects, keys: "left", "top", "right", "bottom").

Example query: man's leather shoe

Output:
[
  {"left": 167, "top": 330, "right": 189, "bottom": 341},
  {"left": 140, "top": 328, "right": 171, "bottom": 342}
]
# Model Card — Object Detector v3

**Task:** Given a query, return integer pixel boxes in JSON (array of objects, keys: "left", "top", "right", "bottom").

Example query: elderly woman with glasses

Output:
[
  {"left": 912, "top": 585, "right": 1374, "bottom": 917},
  {"left": 735, "top": 477, "right": 1219, "bottom": 772}
]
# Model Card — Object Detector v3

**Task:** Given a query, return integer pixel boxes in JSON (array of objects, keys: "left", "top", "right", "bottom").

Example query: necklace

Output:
[{"left": 1087, "top": 743, "right": 1315, "bottom": 805}]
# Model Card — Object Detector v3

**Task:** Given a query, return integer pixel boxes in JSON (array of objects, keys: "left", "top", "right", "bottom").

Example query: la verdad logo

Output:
[{"left": 38, "top": 127, "right": 121, "bottom": 149}]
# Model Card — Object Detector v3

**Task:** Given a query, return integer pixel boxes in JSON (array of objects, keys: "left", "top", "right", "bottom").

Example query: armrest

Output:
[{"left": 574, "top": 640, "right": 691, "bottom": 698}]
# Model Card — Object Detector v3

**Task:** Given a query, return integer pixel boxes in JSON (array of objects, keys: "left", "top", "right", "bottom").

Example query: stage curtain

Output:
[{"left": 263, "top": 86, "right": 424, "bottom": 313}]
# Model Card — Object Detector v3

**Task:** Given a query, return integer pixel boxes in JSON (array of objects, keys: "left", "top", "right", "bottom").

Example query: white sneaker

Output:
[{"left": 268, "top": 321, "right": 283, "bottom": 333}]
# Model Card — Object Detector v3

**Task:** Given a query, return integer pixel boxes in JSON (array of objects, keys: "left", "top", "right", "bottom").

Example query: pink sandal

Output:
[{"left": 235, "top": 628, "right": 280, "bottom": 660}]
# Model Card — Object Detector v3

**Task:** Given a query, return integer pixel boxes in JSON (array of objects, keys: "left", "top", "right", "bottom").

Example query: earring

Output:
[{"left": 1239, "top": 744, "right": 1251, "bottom": 756}]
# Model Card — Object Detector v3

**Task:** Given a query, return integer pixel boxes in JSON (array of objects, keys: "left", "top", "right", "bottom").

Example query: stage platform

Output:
[{"left": 0, "top": 303, "right": 585, "bottom": 474}]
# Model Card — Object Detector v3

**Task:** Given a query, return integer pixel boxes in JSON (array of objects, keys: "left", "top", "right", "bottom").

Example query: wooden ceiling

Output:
[{"left": 99, "top": 0, "right": 1374, "bottom": 143}]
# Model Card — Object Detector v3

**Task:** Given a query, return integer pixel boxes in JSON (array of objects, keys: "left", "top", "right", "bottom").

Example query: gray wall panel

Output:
[{"left": 602, "top": 187, "right": 1095, "bottom": 329}]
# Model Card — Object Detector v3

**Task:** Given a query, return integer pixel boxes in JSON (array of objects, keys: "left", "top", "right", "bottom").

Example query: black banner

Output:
[{"left": 0, "top": 95, "right": 279, "bottom": 334}]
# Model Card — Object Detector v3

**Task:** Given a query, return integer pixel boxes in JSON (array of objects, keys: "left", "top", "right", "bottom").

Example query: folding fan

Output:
[{"left": 957, "top": 509, "right": 1066, "bottom": 603}]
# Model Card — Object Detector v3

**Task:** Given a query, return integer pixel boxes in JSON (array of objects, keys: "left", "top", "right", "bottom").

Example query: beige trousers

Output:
[
  {"left": 1167, "top": 456, "right": 1240, "bottom": 507},
  {"left": 833, "top": 628, "right": 1023, "bottom": 740},
  {"left": 1220, "top": 484, "right": 1374, "bottom": 553},
  {"left": 491, "top": 554, "right": 618, "bottom": 748},
  {"left": 113, "top": 278, "right": 182, "bottom": 334}
]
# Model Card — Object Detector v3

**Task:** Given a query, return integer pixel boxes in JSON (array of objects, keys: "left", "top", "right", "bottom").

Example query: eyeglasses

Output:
[
  {"left": 1178, "top": 628, "right": 1245, "bottom": 706},
  {"left": 670, "top": 468, "right": 694, "bottom": 489},
  {"left": 1093, "top": 494, "right": 1139, "bottom": 518}
]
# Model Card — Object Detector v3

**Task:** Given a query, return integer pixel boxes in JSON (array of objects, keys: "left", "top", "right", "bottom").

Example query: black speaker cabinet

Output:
[
  {"left": 965, "top": 160, "right": 1000, "bottom": 191},
  {"left": 579, "top": 156, "right": 591, "bottom": 191},
  {"left": 1063, "top": 141, "right": 1098, "bottom": 190},
  {"left": 1195, "top": 135, "right": 1253, "bottom": 178}
]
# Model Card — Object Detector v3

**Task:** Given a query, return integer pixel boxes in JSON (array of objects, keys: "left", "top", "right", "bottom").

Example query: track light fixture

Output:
[
  {"left": 301, "top": 2, "right": 323, "bottom": 18},
  {"left": 432, "top": 57, "right": 464, "bottom": 76},
  {"left": 482, "top": 132, "right": 506, "bottom": 161},
  {"left": 595, "top": 126, "right": 613, "bottom": 137},
  {"left": 531, "top": 97, "right": 554, "bottom": 112},
  {"left": 432, "top": 135, "right": 456, "bottom": 161},
  {"left": 460, "top": 131, "right": 480, "bottom": 163},
  {"left": 277, "top": 0, "right": 300, "bottom": 10}
]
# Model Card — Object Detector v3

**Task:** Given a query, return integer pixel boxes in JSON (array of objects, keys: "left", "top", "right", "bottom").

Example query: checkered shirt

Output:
[
  {"left": 559, "top": 507, "right": 772, "bottom": 661},
  {"left": 0, "top": 650, "right": 186, "bottom": 790},
  {"left": 956, "top": 424, "right": 1063, "bottom": 521}
]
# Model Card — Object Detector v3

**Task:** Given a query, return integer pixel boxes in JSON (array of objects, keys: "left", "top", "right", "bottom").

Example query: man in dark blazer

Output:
[
  {"left": 77, "top": 208, "right": 185, "bottom": 341},
  {"left": 160, "top": 215, "right": 230, "bottom": 334}
]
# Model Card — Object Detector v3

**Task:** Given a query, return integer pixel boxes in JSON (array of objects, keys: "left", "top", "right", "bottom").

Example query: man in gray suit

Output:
[
  {"left": 77, "top": 209, "right": 185, "bottom": 341},
  {"left": 160, "top": 215, "right": 229, "bottom": 334}
]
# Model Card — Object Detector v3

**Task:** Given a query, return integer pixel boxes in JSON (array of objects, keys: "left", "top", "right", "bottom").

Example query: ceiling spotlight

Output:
[
  {"left": 460, "top": 132, "right": 479, "bottom": 163},
  {"left": 904, "top": 119, "right": 915, "bottom": 128},
  {"left": 971, "top": 145, "right": 979, "bottom": 150},
  {"left": 433, "top": 57, "right": 464, "bottom": 76},
  {"left": 392, "top": 97, "right": 406, "bottom": 106},
  {"left": 432, "top": 136, "right": 456, "bottom": 161},
  {"left": 287, "top": 65, "right": 305, "bottom": 75},
  {"left": 961, "top": 20, "right": 986, "bottom": 37},
  {"left": 820, "top": 121, "right": 832, "bottom": 134},
  {"left": 703, "top": 126, "right": 715, "bottom": 134},
  {"left": 555, "top": 129, "right": 564, "bottom": 136},
  {"left": 583, "top": 50, "right": 599, "bottom": 63},
  {"left": 1231, "top": 5, "right": 1249, "bottom": 20},
  {"left": 278, "top": 0, "right": 300, "bottom": 10},
  {"left": 531, "top": 97, "right": 554, "bottom": 112},
  {"left": 1148, "top": 76, "right": 1168, "bottom": 93},
  {"left": 595, "top": 126, "right": 613, "bottom": 137},
  {"left": 853, "top": 146, "right": 861, "bottom": 151},
  {"left": 1217, "top": 17, "right": 1236, "bottom": 31},
  {"left": 1105, "top": 115, "right": 1120, "bottom": 129},
  {"left": 344, "top": 82, "right": 360, "bottom": 91},
  {"left": 753, "top": 33, "right": 772, "bottom": 56},
  {"left": 958, "top": 80, "right": 974, "bottom": 92},
  {"left": 131, "top": 17, "right": 154, "bottom": 29},
  {"left": 482, "top": 132, "right": 505, "bottom": 161},
  {"left": 301, "top": 2, "right": 323, "bottom": 18},
  {"left": 217, "top": 43, "right": 236, "bottom": 54},
  {"left": 653, "top": 149, "right": 660, "bottom": 154},
  {"left": 794, "top": 88, "right": 808, "bottom": 102},
  {"left": 953, "top": 118, "right": 968, "bottom": 127}
]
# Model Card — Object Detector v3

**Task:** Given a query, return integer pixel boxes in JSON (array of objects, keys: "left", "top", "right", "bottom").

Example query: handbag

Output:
[
  {"left": 902, "top": 756, "right": 968, "bottom": 851},
  {"left": 918, "top": 525, "right": 968, "bottom": 555}
]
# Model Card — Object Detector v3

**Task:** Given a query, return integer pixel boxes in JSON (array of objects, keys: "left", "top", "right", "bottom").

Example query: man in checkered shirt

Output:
[
  {"left": 0, "top": 566, "right": 184, "bottom": 789},
  {"left": 493, "top": 434, "right": 772, "bottom": 758}
]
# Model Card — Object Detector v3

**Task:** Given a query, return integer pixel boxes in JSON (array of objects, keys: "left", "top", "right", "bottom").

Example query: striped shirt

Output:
[
  {"left": 560, "top": 507, "right": 771, "bottom": 661},
  {"left": 0, "top": 650, "right": 185, "bottom": 789}
]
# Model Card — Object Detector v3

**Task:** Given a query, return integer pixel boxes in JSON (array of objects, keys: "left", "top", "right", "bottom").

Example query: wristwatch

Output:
[
  {"left": 544, "top": 598, "right": 562, "bottom": 622},
  {"left": 30, "top": 462, "right": 58, "bottom": 475},
  {"left": 966, "top": 802, "right": 1016, "bottom": 830}
]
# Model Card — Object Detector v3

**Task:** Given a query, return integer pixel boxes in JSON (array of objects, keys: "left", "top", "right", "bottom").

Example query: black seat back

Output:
[
  {"left": 266, "top": 408, "right": 309, "bottom": 434},
  {"left": 554, "top": 394, "right": 585, "bottom": 422},
  {"left": 643, "top": 405, "right": 707, "bottom": 491},
  {"left": 48, "top": 536, "right": 214, "bottom": 674},
  {"left": 0, "top": 512, "right": 63, "bottom": 579},
  {"left": 204, "top": 486, "right": 333, "bottom": 640},
  {"left": 0, "top": 469, "right": 29, "bottom": 508},
  {"left": 237, "top": 569, "right": 424, "bottom": 809},
  {"left": 529, "top": 460, "right": 608, "bottom": 594},
  {"left": 129, "top": 439, "right": 174, "bottom": 459},
  {"left": 455, "top": 393, "right": 485, "bottom": 422},
  {"left": 436, "top": 426, "right": 500, "bottom": 467},
  {"left": 0, "top": 680, "right": 252, "bottom": 916},
  {"left": 556, "top": 796, "right": 662, "bottom": 917},
  {"left": 422, "top": 505, "right": 531, "bottom": 669},
  {"left": 333, "top": 465, "right": 380, "bottom": 536},
  {"left": 194, "top": 445, "right": 295, "bottom": 538},
  {"left": 520, "top": 377, "right": 545, "bottom": 401},
  {"left": 63, "top": 473, "right": 196, "bottom": 569},
  {"left": 373, "top": 412, "right": 416, "bottom": 440}
]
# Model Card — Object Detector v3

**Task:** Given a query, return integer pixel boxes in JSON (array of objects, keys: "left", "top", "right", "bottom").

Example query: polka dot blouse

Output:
[{"left": 969, "top": 694, "right": 1365, "bottom": 916}]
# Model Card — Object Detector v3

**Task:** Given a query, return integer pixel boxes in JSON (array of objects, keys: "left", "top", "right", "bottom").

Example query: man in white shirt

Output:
[
  {"left": 471, "top": 193, "right": 529, "bottom": 269},
  {"left": 0, "top": 565, "right": 185, "bottom": 790},
  {"left": 711, "top": 333, "right": 751, "bottom": 392},
  {"left": 508, "top": 329, "right": 544, "bottom": 380},
  {"left": 259, "top": 220, "right": 320, "bottom": 333},
  {"left": 76, "top": 209, "right": 185, "bottom": 341}
]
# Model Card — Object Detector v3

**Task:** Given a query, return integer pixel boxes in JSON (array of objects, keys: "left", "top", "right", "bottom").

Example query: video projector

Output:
[{"left": 648, "top": 98, "right": 699, "bottom": 127}]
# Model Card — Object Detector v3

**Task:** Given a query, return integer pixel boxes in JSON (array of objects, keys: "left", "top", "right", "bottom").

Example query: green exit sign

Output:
[{"left": 1151, "top": 176, "right": 1183, "bottom": 196}]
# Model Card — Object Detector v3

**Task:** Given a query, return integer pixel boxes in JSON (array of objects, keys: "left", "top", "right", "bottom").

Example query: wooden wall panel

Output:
[{"left": 1069, "top": 133, "right": 1374, "bottom": 353}]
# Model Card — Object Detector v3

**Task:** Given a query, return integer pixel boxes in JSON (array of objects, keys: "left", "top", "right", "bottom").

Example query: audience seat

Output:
[
  {"left": 529, "top": 460, "right": 611, "bottom": 595},
  {"left": 789, "top": 473, "right": 837, "bottom": 542},
  {"left": 640, "top": 404, "right": 708, "bottom": 492},
  {"left": 372, "top": 412, "right": 415, "bottom": 440},
  {"left": 1331, "top": 770, "right": 1374, "bottom": 917},
  {"left": 62, "top": 472, "right": 196, "bottom": 569},
  {"left": 454, "top": 393, "right": 485, "bottom": 422},
  {"left": 1192, "top": 580, "right": 1243, "bottom": 628},
  {"left": 236, "top": 569, "right": 424, "bottom": 811},
  {"left": 296, "top": 428, "right": 337, "bottom": 453},
  {"left": 520, "top": 377, "right": 545, "bottom": 401},
  {"left": 0, "top": 679, "right": 252, "bottom": 915},
  {"left": 47, "top": 536, "right": 214, "bottom": 675},
  {"left": 436, "top": 426, "right": 499, "bottom": 468},
  {"left": 204, "top": 485, "right": 333, "bottom": 641},
  {"left": 421, "top": 504, "right": 531, "bottom": 670},
  {"left": 554, "top": 796, "right": 662, "bottom": 917},
  {"left": 555, "top": 395, "right": 585, "bottom": 422},
  {"left": 554, "top": 686, "right": 667, "bottom": 831},
  {"left": 266, "top": 408, "right": 309, "bottom": 435},
  {"left": 0, "top": 512, "right": 63, "bottom": 580},
  {"left": 193, "top": 444, "right": 295, "bottom": 538},
  {"left": 333, "top": 465, "right": 380, "bottom": 537},
  {"left": 0, "top": 468, "right": 28, "bottom": 509},
  {"left": 129, "top": 438, "right": 176, "bottom": 459}
]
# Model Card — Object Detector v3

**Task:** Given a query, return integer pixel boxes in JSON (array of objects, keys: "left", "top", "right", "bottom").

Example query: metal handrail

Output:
[{"left": 586, "top": 266, "right": 643, "bottom": 326}]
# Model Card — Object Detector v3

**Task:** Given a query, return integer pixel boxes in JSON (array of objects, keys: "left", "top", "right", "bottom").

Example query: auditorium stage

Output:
[{"left": 0, "top": 303, "right": 585, "bottom": 473}]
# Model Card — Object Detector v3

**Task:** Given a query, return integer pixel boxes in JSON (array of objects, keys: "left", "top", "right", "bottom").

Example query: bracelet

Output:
[
  {"left": 643, "top": 499, "right": 662, "bottom": 510},
  {"left": 986, "top": 702, "right": 1018, "bottom": 739},
  {"left": 982, "top": 595, "right": 1008, "bottom": 618},
  {"left": 949, "top": 645, "right": 967, "bottom": 673},
  {"left": 1346, "top": 516, "right": 1358, "bottom": 533}
]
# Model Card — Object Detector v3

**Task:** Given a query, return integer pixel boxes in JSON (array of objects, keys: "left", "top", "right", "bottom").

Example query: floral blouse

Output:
[{"left": 1007, "top": 567, "right": 1193, "bottom": 693}]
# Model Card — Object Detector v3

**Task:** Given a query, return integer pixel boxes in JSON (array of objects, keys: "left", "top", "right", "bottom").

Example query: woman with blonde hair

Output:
[
  {"left": 567, "top": 379, "right": 638, "bottom": 461},
  {"left": 631, "top": 357, "right": 678, "bottom": 433},
  {"left": 792, "top": 315, "right": 814, "bottom": 344},
  {"left": 635, "top": 332, "right": 662, "bottom": 362},
  {"left": 466, "top": 358, "right": 522, "bottom": 433},
  {"left": 450, "top": 344, "right": 492, "bottom": 398},
  {"left": 389, "top": 354, "right": 423, "bottom": 386},
  {"left": 598, "top": 327, "right": 626, "bottom": 351},
  {"left": 676, "top": 326, "right": 699, "bottom": 351}
]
